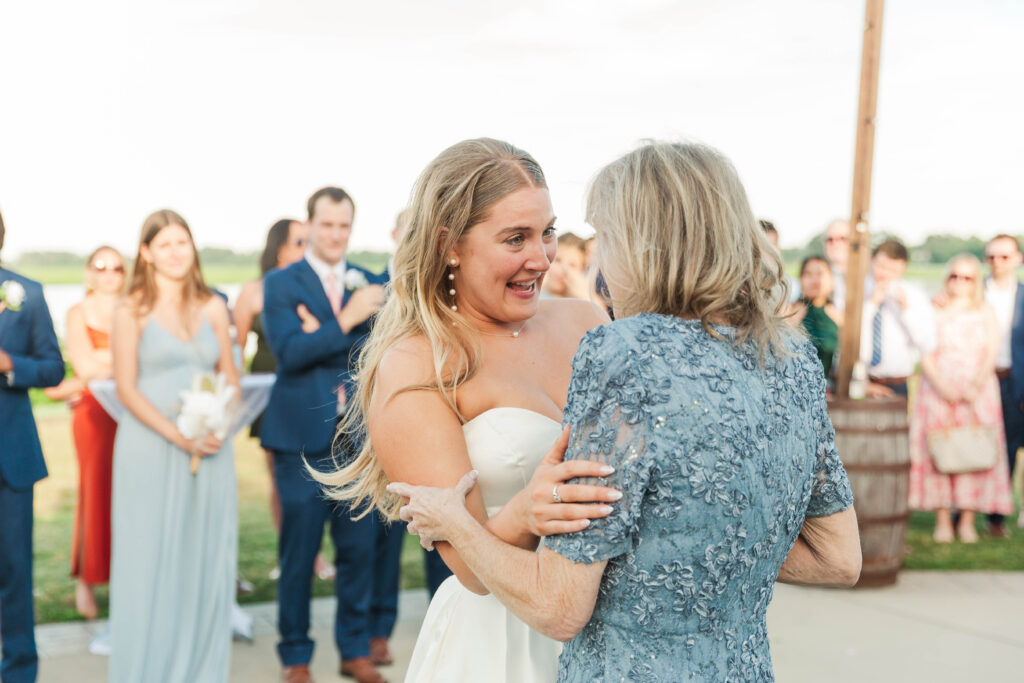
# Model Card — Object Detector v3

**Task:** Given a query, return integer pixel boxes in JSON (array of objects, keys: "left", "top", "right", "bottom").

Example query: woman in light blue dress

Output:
[
  {"left": 109, "top": 209, "right": 240, "bottom": 683},
  {"left": 390, "top": 142, "right": 863, "bottom": 681}
]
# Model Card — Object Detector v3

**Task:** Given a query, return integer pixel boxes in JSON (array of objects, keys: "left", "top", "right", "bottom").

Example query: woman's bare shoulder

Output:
[{"left": 376, "top": 334, "right": 436, "bottom": 389}]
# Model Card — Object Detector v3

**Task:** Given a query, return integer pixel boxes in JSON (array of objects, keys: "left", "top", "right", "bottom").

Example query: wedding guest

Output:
[
  {"left": 63, "top": 247, "right": 125, "bottom": 619},
  {"left": 314, "top": 139, "right": 618, "bottom": 682},
  {"left": 109, "top": 209, "right": 239, "bottom": 681},
  {"left": 541, "top": 232, "right": 588, "bottom": 299},
  {"left": 860, "top": 239, "right": 935, "bottom": 397},
  {"left": 985, "top": 234, "right": 1024, "bottom": 537},
  {"left": 260, "top": 187, "right": 387, "bottom": 683},
  {"left": 232, "top": 218, "right": 335, "bottom": 579},
  {"left": 390, "top": 141, "right": 861, "bottom": 681},
  {"left": 824, "top": 218, "right": 850, "bottom": 310},
  {"left": 0, "top": 208, "right": 65, "bottom": 683},
  {"left": 908, "top": 254, "right": 1015, "bottom": 543},
  {"left": 788, "top": 255, "right": 843, "bottom": 383}
]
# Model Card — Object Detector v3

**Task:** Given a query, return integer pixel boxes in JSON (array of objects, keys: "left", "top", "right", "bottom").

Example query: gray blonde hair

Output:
[
  {"left": 943, "top": 253, "right": 985, "bottom": 309},
  {"left": 587, "top": 141, "right": 791, "bottom": 358},
  {"left": 315, "top": 138, "right": 547, "bottom": 519}
]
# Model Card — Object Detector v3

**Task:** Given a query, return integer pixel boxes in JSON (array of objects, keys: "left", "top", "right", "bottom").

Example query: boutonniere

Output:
[
  {"left": 0, "top": 280, "right": 27, "bottom": 314},
  {"left": 344, "top": 269, "right": 369, "bottom": 292}
]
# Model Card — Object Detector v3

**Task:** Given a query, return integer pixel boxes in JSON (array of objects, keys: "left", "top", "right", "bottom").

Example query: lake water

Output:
[{"left": 41, "top": 283, "right": 242, "bottom": 340}]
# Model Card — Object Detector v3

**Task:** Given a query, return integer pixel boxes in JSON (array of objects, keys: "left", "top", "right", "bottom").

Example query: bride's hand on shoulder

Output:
[
  {"left": 388, "top": 470, "right": 480, "bottom": 550},
  {"left": 521, "top": 425, "right": 621, "bottom": 537}
]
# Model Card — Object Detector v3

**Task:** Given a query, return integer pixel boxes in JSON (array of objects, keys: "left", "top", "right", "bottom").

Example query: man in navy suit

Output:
[
  {"left": 987, "top": 234, "right": 1024, "bottom": 537},
  {"left": 0, "top": 210, "right": 65, "bottom": 683},
  {"left": 261, "top": 187, "right": 389, "bottom": 683}
]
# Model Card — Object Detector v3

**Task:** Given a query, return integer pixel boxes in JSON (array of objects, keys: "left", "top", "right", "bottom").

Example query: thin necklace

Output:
[{"left": 476, "top": 321, "right": 527, "bottom": 338}]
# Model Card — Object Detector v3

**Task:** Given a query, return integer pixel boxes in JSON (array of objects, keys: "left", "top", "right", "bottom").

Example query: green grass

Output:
[
  {"left": 32, "top": 412, "right": 426, "bottom": 624},
  {"left": 903, "top": 508, "right": 1024, "bottom": 570}
]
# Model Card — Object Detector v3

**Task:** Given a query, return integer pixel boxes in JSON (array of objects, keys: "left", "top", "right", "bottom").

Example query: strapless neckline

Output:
[{"left": 462, "top": 406, "right": 561, "bottom": 429}]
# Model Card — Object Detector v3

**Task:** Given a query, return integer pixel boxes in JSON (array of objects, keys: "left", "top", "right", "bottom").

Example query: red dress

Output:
[{"left": 70, "top": 326, "right": 118, "bottom": 584}]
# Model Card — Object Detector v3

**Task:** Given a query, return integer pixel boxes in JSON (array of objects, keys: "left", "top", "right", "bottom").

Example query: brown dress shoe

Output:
[
  {"left": 340, "top": 656, "right": 388, "bottom": 683},
  {"left": 282, "top": 663, "right": 314, "bottom": 683},
  {"left": 369, "top": 637, "right": 394, "bottom": 666}
]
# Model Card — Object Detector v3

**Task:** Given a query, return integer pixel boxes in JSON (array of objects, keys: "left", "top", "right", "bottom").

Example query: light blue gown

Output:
[
  {"left": 546, "top": 314, "right": 854, "bottom": 682},
  {"left": 109, "top": 318, "right": 237, "bottom": 683}
]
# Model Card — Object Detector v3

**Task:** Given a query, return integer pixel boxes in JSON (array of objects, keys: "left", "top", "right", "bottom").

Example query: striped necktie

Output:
[{"left": 870, "top": 306, "right": 883, "bottom": 367}]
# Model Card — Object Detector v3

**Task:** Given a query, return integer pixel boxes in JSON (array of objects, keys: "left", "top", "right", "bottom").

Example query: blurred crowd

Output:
[{"left": 769, "top": 220, "right": 1019, "bottom": 543}]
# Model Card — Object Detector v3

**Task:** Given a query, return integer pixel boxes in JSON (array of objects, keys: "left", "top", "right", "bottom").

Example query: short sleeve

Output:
[
  {"left": 545, "top": 327, "right": 654, "bottom": 564},
  {"left": 805, "top": 393, "right": 855, "bottom": 518}
]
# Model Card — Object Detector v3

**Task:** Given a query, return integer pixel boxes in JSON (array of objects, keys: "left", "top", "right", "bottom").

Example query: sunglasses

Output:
[
  {"left": 91, "top": 260, "right": 125, "bottom": 273},
  {"left": 947, "top": 273, "right": 974, "bottom": 283}
]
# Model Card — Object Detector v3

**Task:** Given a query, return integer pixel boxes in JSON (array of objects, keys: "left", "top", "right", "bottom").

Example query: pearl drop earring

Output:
[{"left": 448, "top": 259, "right": 458, "bottom": 311}]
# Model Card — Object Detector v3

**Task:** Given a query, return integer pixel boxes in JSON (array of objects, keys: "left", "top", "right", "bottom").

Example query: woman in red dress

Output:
[{"left": 54, "top": 247, "right": 126, "bottom": 617}]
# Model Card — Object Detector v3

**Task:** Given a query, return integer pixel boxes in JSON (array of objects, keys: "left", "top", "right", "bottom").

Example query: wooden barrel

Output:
[{"left": 827, "top": 396, "right": 910, "bottom": 588}]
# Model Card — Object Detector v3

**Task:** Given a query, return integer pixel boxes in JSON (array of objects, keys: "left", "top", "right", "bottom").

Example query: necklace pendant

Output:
[{"left": 512, "top": 330, "right": 519, "bottom": 338}]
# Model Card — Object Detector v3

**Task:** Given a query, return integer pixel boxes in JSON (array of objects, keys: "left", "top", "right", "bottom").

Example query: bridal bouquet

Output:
[
  {"left": 177, "top": 372, "right": 236, "bottom": 475},
  {"left": 0, "top": 280, "right": 26, "bottom": 314}
]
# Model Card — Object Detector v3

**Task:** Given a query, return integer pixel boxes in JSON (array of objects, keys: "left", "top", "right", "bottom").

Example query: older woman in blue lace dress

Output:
[{"left": 390, "top": 142, "right": 862, "bottom": 682}]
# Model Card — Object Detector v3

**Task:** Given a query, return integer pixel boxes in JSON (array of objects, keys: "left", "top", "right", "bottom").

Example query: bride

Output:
[{"left": 318, "top": 138, "right": 619, "bottom": 681}]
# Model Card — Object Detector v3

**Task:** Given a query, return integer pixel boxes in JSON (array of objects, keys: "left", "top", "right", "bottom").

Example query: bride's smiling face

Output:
[{"left": 451, "top": 187, "right": 556, "bottom": 327}]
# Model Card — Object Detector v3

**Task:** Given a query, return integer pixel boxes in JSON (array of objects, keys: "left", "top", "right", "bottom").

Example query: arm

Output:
[
  {"left": 394, "top": 472, "right": 606, "bottom": 641},
  {"left": 0, "top": 285, "right": 64, "bottom": 388},
  {"left": 66, "top": 304, "right": 112, "bottom": 381},
  {"left": 206, "top": 296, "right": 241, "bottom": 389},
  {"left": 969, "top": 307, "right": 999, "bottom": 391},
  {"left": 779, "top": 370, "right": 860, "bottom": 587},
  {"left": 777, "top": 507, "right": 861, "bottom": 587},
  {"left": 232, "top": 279, "right": 261, "bottom": 354}
]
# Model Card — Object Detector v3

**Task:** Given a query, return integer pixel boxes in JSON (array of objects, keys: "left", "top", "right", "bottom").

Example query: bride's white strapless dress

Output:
[{"left": 404, "top": 407, "right": 563, "bottom": 682}]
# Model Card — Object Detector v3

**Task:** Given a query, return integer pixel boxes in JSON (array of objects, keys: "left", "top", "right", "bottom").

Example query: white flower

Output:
[
  {"left": 343, "top": 269, "right": 369, "bottom": 292},
  {"left": 0, "top": 280, "right": 26, "bottom": 311},
  {"left": 177, "top": 372, "right": 237, "bottom": 440}
]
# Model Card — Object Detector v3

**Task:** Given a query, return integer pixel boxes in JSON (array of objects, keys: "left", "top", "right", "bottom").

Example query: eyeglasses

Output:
[
  {"left": 91, "top": 260, "right": 125, "bottom": 273},
  {"left": 947, "top": 273, "right": 974, "bottom": 283}
]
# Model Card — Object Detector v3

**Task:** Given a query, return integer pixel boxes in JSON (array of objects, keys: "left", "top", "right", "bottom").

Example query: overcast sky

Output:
[{"left": 1, "top": 0, "right": 1021, "bottom": 258}]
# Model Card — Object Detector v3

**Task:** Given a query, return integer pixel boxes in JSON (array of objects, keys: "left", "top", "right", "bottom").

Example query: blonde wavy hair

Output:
[
  {"left": 943, "top": 253, "right": 985, "bottom": 309},
  {"left": 316, "top": 138, "right": 547, "bottom": 519},
  {"left": 587, "top": 141, "right": 792, "bottom": 358}
]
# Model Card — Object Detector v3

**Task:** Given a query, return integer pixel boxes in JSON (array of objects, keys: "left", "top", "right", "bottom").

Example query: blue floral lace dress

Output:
[{"left": 545, "top": 314, "right": 854, "bottom": 682}]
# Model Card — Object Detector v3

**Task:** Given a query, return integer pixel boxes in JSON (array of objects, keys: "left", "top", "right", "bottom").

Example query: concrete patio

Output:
[{"left": 35, "top": 571, "right": 1022, "bottom": 682}]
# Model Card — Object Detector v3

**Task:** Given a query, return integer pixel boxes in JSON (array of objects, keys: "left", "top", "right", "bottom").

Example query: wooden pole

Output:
[{"left": 837, "top": 0, "right": 886, "bottom": 398}]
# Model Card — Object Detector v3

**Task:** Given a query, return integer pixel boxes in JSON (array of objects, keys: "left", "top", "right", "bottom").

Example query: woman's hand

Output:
[
  {"left": 520, "top": 425, "right": 620, "bottom": 537},
  {"left": 388, "top": 470, "right": 480, "bottom": 550},
  {"left": 179, "top": 432, "right": 223, "bottom": 458}
]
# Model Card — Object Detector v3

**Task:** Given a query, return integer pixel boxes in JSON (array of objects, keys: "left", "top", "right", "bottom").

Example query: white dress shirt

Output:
[
  {"left": 860, "top": 280, "right": 936, "bottom": 378},
  {"left": 304, "top": 252, "right": 346, "bottom": 304},
  {"left": 984, "top": 277, "right": 1016, "bottom": 370}
]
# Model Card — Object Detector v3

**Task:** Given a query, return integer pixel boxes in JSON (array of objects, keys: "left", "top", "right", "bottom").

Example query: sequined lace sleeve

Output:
[
  {"left": 804, "top": 364, "right": 855, "bottom": 518},
  {"left": 546, "top": 326, "right": 653, "bottom": 564}
]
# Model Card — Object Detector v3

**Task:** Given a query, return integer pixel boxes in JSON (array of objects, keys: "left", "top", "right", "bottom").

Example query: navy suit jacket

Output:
[
  {"left": 259, "top": 259, "right": 385, "bottom": 456},
  {"left": 1007, "top": 281, "right": 1024, "bottom": 410},
  {"left": 0, "top": 268, "right": 65, "bottom": 490}
]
